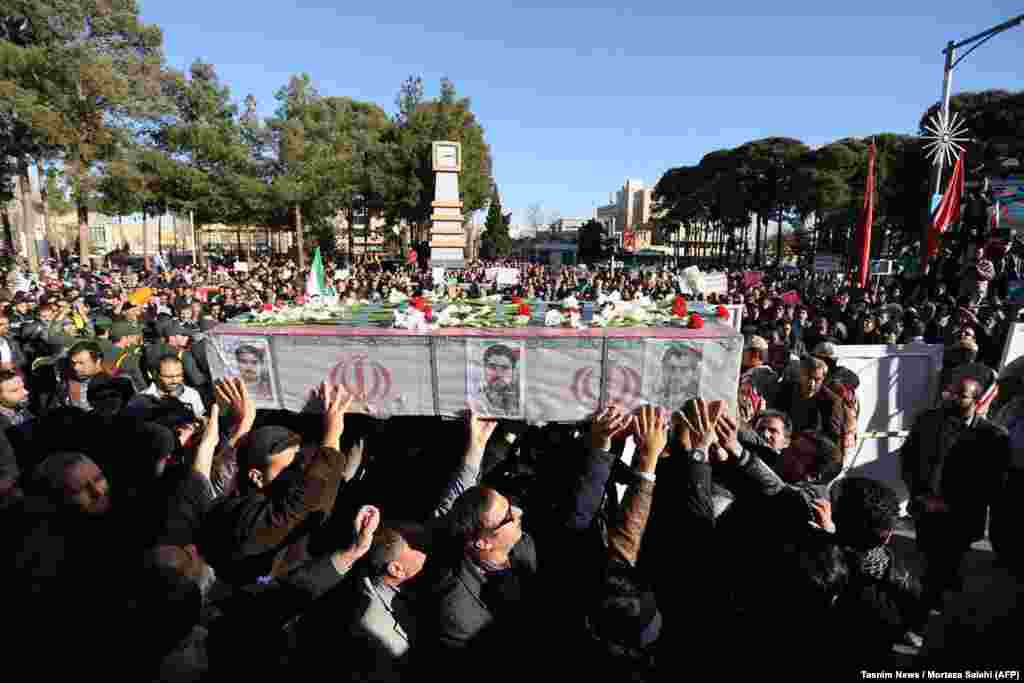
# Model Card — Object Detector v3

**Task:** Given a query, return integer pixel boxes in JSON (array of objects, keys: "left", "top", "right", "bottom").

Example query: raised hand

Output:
[
  {"left": 633, "top": 404, "right": 669, "bottom": 469},
  {"left": 679, "top": 398, "right": 718, "bottom": 451},
  {"left": 466, "top": 409, "right": 499, "bottom": 459},
  {"left": 350, "top": 505, "right": 380, "bottom": 559},
  {"left": 590, "top": 404, "right": 633, "bottom": 452},
  {"left": 319, "top": 382, "right": 354, "bottom": 449},
  {"left": 192, "top": 403, "right": 220, "bottom": 479},
  {"left": 810, "top": 498, "right": 836, "bottom": 533},
  {"left": 215, "top": 377, "right": 256, "bottom": 445},
  {"left": 713, "top": 411, "right": 743, "bottom": 463}
]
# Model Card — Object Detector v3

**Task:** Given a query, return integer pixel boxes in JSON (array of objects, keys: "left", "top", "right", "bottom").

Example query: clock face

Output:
[{"left": 434, "top": 143, "right": 459, "bottom": 170}]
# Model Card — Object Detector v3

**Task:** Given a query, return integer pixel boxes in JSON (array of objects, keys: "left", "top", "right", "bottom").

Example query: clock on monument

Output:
[{"left": 432, "top": 141, "right": 461, "bottom": 172}]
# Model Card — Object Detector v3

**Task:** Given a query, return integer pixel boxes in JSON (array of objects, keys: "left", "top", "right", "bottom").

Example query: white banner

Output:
[
  {"left": 703, "top": 272, "right": 728, "bottom": 296},
  {"left": 496, "top": 268, "right": 520, "bottom": 286}
]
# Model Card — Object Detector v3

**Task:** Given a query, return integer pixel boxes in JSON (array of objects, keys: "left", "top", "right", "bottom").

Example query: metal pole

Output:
[{"left": 922, "top": 41, "right": 956, "bottom": 272}]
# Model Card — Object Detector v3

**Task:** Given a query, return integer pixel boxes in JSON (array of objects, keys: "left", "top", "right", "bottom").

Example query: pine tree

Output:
[{"left": 480, "top": 188, "right": 511, "bottom": 259}]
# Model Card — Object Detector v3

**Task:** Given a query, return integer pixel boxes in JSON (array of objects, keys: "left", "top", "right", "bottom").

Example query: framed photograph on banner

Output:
[
  {"left": 218, "top": 335, "right": 279, "bottom": 406},
  {"left": 642, "top": 340, "right": 703, "bottom": 412},
  {"left": 467, "top": 340, "right": 526, "bottom": 418}
]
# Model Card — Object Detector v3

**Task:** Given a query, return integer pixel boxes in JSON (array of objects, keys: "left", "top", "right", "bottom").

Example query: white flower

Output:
[
  {"left": 597, "top": 291, "right": 622, "bottom": 307},
  {"left": 623, "top": 304, "right": 649, "bottom": 323},
  {"left": 512, "top": 315, "right": 531, "bottom": 326},
  {"left": 561, "top": 295, "right": 579, "bottom": 310},
  {"left": 634, "top": 294, "right": 653, "bottom": 307},
  {"left": 545, "top": 310, "right": 564, "bottom": 327},
  {"left": 388, "top": 290, "right": 408, "bottom": 305},
  {"left": 569, "top": 311, "right": 584, "bottom": 329}
]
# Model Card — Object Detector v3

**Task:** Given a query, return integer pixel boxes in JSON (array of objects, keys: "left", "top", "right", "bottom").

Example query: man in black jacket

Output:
[
  {"left": 900, "top": 376, "right": 1011, "bottom": 611},
  {"left": 199, "top": 383, "right": 360, "bottom": 586}
]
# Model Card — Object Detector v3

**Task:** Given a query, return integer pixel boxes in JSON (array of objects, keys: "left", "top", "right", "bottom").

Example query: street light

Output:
[{"left": 923, "top": 14, "right": 1024, "bottom": 265}]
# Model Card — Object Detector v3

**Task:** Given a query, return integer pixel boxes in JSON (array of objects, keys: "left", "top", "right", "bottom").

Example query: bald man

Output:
[{"left": 900, "top": 376, "right": 1010, "bottom": 613}]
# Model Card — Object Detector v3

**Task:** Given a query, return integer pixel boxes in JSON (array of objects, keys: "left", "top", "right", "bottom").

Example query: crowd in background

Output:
[{"left": 0, "top": 237, "right": 1020, "bottom": 679}]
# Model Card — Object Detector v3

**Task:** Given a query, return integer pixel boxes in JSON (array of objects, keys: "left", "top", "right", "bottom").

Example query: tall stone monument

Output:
[{"left": 429, "top": 140, "right": 465, "bottom": 269}]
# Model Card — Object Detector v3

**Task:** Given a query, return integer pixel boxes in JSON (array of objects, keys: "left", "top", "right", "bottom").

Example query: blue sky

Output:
[{"left": 141, "top": 1, "right": 1024, "bottom": 226}]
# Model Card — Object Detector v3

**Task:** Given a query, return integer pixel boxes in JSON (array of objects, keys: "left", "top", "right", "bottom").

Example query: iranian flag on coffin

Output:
[{"left": 274, "top": 335, "right": 435, "bottom": 417}]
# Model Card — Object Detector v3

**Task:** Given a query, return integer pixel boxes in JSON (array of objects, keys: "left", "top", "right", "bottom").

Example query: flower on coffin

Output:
[
  {"left": 410, "top": 296, "right": 428, "bottom": 312},
  {"left": 569, "top": 311, "right": 584, "bottom": 329},
  {"left": 672, "top": 296, "right": 688, "bottom": 318},
  {"left": 597, "top": 291, "right": 622, "bottom": 307},
  {"left": 512, "top": 296, "right": 523, "bottom": 304},
  {"left": 295, "top": 296, "right": 307, "bottom": 306},
  {"left": 545, "top": 310, "right": 565, "bottom": 327},
  {"left": 717, "top": 305, "right": 730, "bottom": 320},
  {"left": 262, "top": 303, "right": 274, "bottom": 312},
  {"left": 388, "top": 290, "right": 409, "bottom": 305},
  {"left": 517, "top": 302, "right": 532, "bottom": 317},
  {"left": 623, "top": 304, "right": 649, "bottom": 324},
  {"left": 423, "top": 305, "right": 434, "bottom": 322},
  {"left": 688, "top": 313, "right": 705, "bottom": 330},
  {"left": 561, "top": 295, "right": 579, "bottom": 311},
  {"left": 512, "top": 315, "right": 531, "bottom": 326}
]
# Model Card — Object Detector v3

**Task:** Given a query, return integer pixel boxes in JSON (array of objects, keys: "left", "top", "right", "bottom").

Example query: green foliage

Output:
[
  {"left": 385, "top": 76, "right": 494, "bottom": 230},
  {"left": 479, "top": 187, "right": 511, "bottom": 259},
  {"left": 0, "top": 0, "right": 171, "bottom": 258}
]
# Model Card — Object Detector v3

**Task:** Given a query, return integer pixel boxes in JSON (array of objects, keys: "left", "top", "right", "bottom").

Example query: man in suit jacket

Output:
[{"left": 900, "top": 376, "right": 1011, "bottom": 611}]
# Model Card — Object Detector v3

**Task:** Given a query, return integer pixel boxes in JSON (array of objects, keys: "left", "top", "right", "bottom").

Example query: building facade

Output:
[{"left": 595, "top": 179, "right": 654, "bottom": 238}]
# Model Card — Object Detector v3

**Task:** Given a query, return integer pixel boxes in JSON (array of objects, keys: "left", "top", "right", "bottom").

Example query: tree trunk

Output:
[
  {"left": 191, "top": 211, "right": 202, "bottom": 267},
  {"left": 77, "top": 201, "right": 90, "bottom": 267},
  {"left": 1, "top": 209, "right": 14, "bottom": 253},
  {"left": 17, "top": 160, "right": 39, "bottom": 272},
  {"left": 36, "top": 160, "right": 60, "bottom": 266},
  {"left": 753, "top": 214, "right": 761, "bottom": 266},
  {"left": 294, "top": 204, "right": 306, "bottom": 269},
  {"left": 143, "top": 209, "right": 151, "bottom": 272}
]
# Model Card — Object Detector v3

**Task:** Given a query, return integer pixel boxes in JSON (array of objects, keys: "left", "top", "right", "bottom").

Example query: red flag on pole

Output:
[
  {"left": 927, "top": 152, "right": 965, "bottom": 258},
  {"left": 855, "top": 142, "right": 877, "bottom": 288}
]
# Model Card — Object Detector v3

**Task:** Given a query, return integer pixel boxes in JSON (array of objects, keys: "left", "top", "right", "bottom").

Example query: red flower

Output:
[
  {"left": 672, "top": 295, "right": 688, "bottom": 318},
  {"left": 411, "top": 296, "right": 427, "bottom": 311},
  {"left": 688, "top": 314, "right": 705, "bottom": 330},
  {"left": 512, "top": 296, "right": 523, "bottom": 304},
  {"left": 423, "top": 305, "right": 434, "bottom": 321},
  {"left": 717, "top": 305, "right": 729, "bottom": 319},
  {"left": 262, "top": 303, "right": 274, "bottom": 312},
  {"left": 518, "top": 303, "right": 531, "bottom": 317},
  {"left": 296, "top": 296, "right": 307, "bottom": 305}
]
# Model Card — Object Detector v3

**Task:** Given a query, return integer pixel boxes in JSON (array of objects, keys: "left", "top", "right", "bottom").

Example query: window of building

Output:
[{"left": 90, "top": 225, "right": 107, "bottom": 248}]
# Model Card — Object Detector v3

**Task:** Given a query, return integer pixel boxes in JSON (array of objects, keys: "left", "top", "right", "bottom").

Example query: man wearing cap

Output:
[{"left": 107, "top": 321, "right": 146, "bottom": 392}]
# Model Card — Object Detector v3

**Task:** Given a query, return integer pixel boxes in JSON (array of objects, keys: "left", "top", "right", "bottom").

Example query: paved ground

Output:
[{"left": 888, "top": 517, "right": 1019, "bottom": 666}]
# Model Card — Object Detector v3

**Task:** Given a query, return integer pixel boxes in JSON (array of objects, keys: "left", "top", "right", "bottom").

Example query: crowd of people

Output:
[{"left": 0, "top": 241, "right": 1020, "bottom": 679}]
